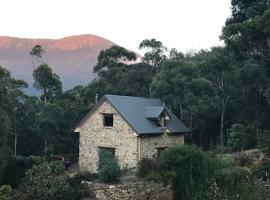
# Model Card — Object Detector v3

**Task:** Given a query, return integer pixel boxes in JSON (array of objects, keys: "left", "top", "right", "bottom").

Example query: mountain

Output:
[{"left": 0, "top": 34, "right": 115, "bottom": 94}]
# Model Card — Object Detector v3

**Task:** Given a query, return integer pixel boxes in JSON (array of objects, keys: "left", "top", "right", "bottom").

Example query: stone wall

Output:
[
  {"left": 78, "top": 99, "right": 185, "bottom": 172},
  {"left": 78, "top": 100, "right": 139, "bottom": 172},
  {"left": 82, "top": 180, "right": 173, "bottom": 200},
  {"left": 140, "top": 133, "right": 184, "bottom": 159}
]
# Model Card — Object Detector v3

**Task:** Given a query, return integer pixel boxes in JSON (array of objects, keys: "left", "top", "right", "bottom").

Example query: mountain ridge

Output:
[{"left": 0, "top": 34, "right": 116, "bottom": 94}]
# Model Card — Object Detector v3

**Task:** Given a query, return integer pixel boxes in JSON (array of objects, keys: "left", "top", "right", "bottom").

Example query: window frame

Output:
[{"left": 103, "top": 113, "right": 114, "bottom": 127}]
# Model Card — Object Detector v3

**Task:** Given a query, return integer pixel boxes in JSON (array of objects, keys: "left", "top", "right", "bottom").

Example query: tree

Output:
[
  {"left": 227, "top": 124, "right": 248, "bottom": 151},
  {"left": 30, "top": 45, "right": 45, "bottom": 67},
  {"left": 139, "top": 39, "right": 167, "bottom": 73},
  {"left": 33, "top": 64, "right": 62, "bottom": 103},
  {"left": 93, "top": 45, "right": 137, "bottom": 73},
  {"left": 200, "top": 47, "right": 236, "bottom": 146},
  {"left": 151, "top": 60, "right": 218, "bottom": 145}
]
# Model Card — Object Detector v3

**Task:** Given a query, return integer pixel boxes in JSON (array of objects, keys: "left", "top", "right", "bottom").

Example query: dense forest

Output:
[{"left": 1, "top": 0, "right": 270, "bottom": 199}]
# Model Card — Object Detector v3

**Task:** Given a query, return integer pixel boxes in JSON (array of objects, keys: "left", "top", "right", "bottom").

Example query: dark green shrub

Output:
[
  {"left": 257, "top": 130, "right": 270, "bottom": 155},
  {"left": 97, "top": 148, "right": 121, "bottom": 183},
  {"left": 1, "top": 155, "right": 44, "bottom": 187},
  {"left": 98, "top": 158, "right": 121, "bottom": 183},
  {"left": 227, "top": 124, "right": 248, "bottom": 151},
  {"left": 236, "top": 154, "right": 253, "bottom": 167},
  {"left": 136, "top": 158, "right": 161, "bottom": 181},
  {"left": 252, "top": 161, "right": 270, "bottom": 181},
  {"left": 160, "top": 145, "right": 213, "bottom": 200},
  {"left": 72, "top": 171, "right": 98, "bottom": 182}
]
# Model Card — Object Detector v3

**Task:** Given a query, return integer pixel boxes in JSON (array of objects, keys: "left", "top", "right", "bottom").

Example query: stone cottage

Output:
[{"left": 74, "top": 95, "right": 189, "bottom": 172}]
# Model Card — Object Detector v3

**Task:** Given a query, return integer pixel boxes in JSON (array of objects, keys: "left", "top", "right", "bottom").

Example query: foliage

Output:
[
  {"left": 228, "top": 124, "right": 248, "bottom": 151},
  {"left": 72, "top": 171, "right": 98, "bottom": 182},
  {"left": 257, "top": 130, "right": 270, "bottom": 154},
  {"left": 1, "top": 155, "right": 44, "bottom": 187},
  {"left": 14, "top": 161, "right": 86, "bottom": 200},
  {"left": 139, "top": 39, "right": 167, "bottom": 73},
  {"left": 236, "top": 154, "right": 253, "bottom": 167},
  {"left": 93, "top": 45, "right": 136, "bottom": 73},
  {"left": 33, "top": 63, "right": 62, "bottom": 103},
  {"left": 0, "top": 185, "right": 12, "bottom": 200},
  {"left": 136, "top": 158, "right": 161, "bottom": 181},
  {"left": 98, "top": 149, "right": 121, "bottom": 183},
  {"left": 160, "top": 145, "right": 213, "bottom": 200},
  {"left": 252, "top": 161, "right": 270, "bottom": 181}
]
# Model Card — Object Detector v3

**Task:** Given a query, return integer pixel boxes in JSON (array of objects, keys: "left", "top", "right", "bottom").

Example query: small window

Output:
[{"left": 103, "top": 114, "right": 113, "bottom": 127}]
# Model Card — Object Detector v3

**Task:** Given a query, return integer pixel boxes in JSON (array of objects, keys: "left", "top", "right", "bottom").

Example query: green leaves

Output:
[
  {"left": 93, "top": 45, "right": 137, "bottom": 73},
  {"left": 33, "top": 64, "right": 62, "bottom": 103}
]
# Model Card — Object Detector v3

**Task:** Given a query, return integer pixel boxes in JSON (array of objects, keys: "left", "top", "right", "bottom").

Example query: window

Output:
[{"left": 103, "top": 114, "right": 113, "bottom": 127}]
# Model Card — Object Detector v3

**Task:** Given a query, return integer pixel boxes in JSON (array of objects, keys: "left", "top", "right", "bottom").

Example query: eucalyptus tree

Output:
[
  {"left": 33, "top": 64, "right": 62, "bottom": 104},
  {"left": 30, "top": 44, "right": 45, "bottom": 67},
  {"left": 200, "top": 47, "right": 236, "bottom": 146},
  {"left": 151, "top": 60, "right": 218, "bottom": 145},
  {"left": 139, "top": 39, "right": 167, "bottom": 74},
  {"left": 93, "top": 45, "right": 137, "bottom": 73}
]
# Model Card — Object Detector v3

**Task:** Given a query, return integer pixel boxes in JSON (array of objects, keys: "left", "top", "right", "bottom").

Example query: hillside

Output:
[{"left": 0, "top": 34, "right": 115, "bottom": 93}]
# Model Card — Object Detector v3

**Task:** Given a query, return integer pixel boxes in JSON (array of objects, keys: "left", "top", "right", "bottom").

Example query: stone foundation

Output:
[{"left": 82, "top": 180, "right": 173, "bottom": 200}]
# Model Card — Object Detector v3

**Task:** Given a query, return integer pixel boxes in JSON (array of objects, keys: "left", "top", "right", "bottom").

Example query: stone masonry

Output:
[
  {"left": 77, "top": 99, "right": 184, "bottom": 172},
  {"left": 82, "top": 180, "right": 173, "bottom": 200}
]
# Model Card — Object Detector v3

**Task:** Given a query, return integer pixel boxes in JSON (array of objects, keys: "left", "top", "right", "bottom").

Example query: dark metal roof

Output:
[
  {"left": 144, "top": 107, "right": 165, "bottom": 119},
  {"left": 104, "top": 95, "right": 189, "bottom": 135}
]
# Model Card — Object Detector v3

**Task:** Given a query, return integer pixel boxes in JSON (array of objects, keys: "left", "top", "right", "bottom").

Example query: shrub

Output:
[
  {"left": 257, "top": 130, "right": 270, "bottom": 155},
  {"left": 1, "top": 155, "right": 44, "bottom": 187},
  {"left": 14, "top": 161, "right": 87, "bottom": 200},
  {"left": 136, "top": 158, "right": 161, "bottom": 181},
  {"left": 252, "top": 161, "right": 270, "bottom": 181},
  {"left": 0, "top": 185, "right": 12, "bottom": 200},
  {"left": 98, "top": 158, "right": 121, "bottom": 183},
  {"left": 97, "top": 149, "right": 121, "bottom": 183},
  {"left": 236, "top": 154, "right": 253, "bottom": 167},
  {"left": 227, "top": 124, "right": 248, "bottom": 151},
  {"left": 72, "top": 171, "right": 98, "bottom": 182},
  {"left": 160, "top": 145, "right": 213, "bottom": 200}
]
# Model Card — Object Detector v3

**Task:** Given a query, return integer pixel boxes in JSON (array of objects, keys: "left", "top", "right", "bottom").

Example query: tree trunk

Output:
[
  {"left": 44, "top": 136, "right": 48, "bottom": 157},
  {"left": 44, "top": 87, "right": 48, "bottom": 104},
  {"left": 14, "top": 131, "right": 17, "bottom": 157},
  {"left": 220, "top": 98, "right": 225, "bottom": 146},
  {"left": 189, "top": 114, "right": 193, "bottom": 139}
]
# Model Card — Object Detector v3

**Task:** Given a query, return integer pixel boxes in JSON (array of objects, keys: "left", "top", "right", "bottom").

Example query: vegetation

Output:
[
  {"left": 0, "top": 185, "right": 12, "bottom": 200},
  {"left": 137, "top": 145, "right": 270, "bottom": 200},
  {"left": 14, "top": 161, "right": 86, "bottom": 200},
  {"left": 1, "top": 0, "right": 270, "bottom": 198},
  {"left": 97, "top": 149, "right": 122, "bottom": 183}
]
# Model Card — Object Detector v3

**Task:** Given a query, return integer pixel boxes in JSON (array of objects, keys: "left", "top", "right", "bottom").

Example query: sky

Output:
[{"left": 0, "top": 0, "right": 232, "bottom": 53}]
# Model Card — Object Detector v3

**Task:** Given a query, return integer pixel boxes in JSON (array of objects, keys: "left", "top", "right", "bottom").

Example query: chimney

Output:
[{"left": 95, "top": 94, "right": 98, "bottom": 105}]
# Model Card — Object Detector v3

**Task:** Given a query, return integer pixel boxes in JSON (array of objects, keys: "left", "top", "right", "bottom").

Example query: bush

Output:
[
  {"left": 257, "top": 130, "right": 270, "bottom": 155},
  {"left": 252, "top": 161, "right": 270, "bottom": 181},
  {"left": 72, "top": 171, "right": 98, "bottom": 182},
  {"left": 236, "top": 154, "right": 253, "bottom": 167},
  {"left": 136, "top": 158, "right": 161, "bottom": 181},
  {"left": 1, "top": 155, "right": 44, "bottom": 187},
  {"left": 0, "top": 185, "right": 12, "bottom": 200},
  {"left": 227, "top": 124, "right": 248, "bottom": 151},
  {"left": 14, "top": 161, "right": 87, "bottom": 200},
  {"left": 160, "top": 145, "right": 213, "bottom": 200},
  {"left": 98, "top": 158, "right": 121, "bottom": 183}
]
